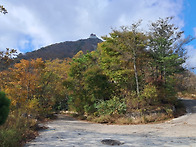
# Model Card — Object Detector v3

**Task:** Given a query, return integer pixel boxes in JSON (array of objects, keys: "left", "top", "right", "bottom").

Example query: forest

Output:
[{"left": 0, "top": 16, "right": 196, "bottom": 146}]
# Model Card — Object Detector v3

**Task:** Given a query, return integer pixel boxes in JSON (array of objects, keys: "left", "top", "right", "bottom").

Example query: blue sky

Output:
[
  {"left": 0, "top": 0, "right": 195, "bottom": 72},
  {"left": 183, "top": 0, "right": 196, "bottom": 39},
  {"left": 183, "top": 0, "right": 196, "bottom": 45},
  {"left": 183, "top": 0, "right": 196, "bottom": 72}
]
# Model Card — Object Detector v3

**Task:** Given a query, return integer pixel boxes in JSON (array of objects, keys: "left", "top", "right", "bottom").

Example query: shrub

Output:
[
  {"left": 0, "top": 110, "right": 37, "bottom": 147},
  {"left": 126, "top": 91, "right": 139, "bottom": 110},
  {"left": 158, "top": 83, "right": 177, "bottom": 105},
  {"left": 84, "top": 103, "right": 97, "bottom": 115},
  {"left": 0, "top": 92, "right": 10, "bottom": 125},
  {"left": 25, "top": 98, "right": 39, "bottom": 118},
  {"left": 141, "top": 84, "right": 158, "bottom": 106},
  {"left": 95, "top": 96, "right": 126, "bottom": 116},
  {"left": 0, "top": 128, "right": 19, "bottom": 147},
  {"left": 68, "top": 96, "right": 85, "bottom": 115},
  {"left": 92, "top": 115, "right": 115, "bottom": 124}
]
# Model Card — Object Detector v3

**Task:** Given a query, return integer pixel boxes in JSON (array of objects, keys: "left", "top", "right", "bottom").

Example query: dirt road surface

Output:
[{"left": 25, "top": 99, "right": 196, "bottom": 147}]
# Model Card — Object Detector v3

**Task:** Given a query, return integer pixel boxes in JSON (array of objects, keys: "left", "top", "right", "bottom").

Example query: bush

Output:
[
  {"left": 158, "top": 83, "right": 177, "bottom": 105},
  {"left": 0, "top": 92, "right": 10, "bottom": 125},
  {"left": 0, "top": 110, "right": 37, "bottom": 147},
  {"left": 95, "top": 96, "right": 126, "bottom": 116},
  {"left": 68, "top": 96, "right": 86, "bottom": 115},
  {"left": 92, "top": 115, "right": 115, "bottom": 124},
  {"left": 0, "top": 128, "right": 19, "bottom": 147},
  {"left": 141, "top": 84, "right": 158, "bottom": 106}
]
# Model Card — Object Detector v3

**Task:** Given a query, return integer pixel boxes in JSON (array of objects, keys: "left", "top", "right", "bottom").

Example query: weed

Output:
[{"left": 0, "top": 110, "right": 37, "bottom": 147}]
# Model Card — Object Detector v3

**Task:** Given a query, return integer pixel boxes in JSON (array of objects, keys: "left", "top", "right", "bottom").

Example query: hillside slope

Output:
[{"left": 17, "top": 35, "right": 102, "bottom": 60}]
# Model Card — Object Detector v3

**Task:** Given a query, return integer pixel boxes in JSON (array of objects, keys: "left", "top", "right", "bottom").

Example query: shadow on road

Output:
[{"left": 180, "top": 98, "right": 196, "bottom": 113}]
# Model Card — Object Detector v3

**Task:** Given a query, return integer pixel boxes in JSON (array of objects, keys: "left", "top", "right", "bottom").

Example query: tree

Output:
[
  {"left": 0, "top": 5, "right": 13, "bottom": 124},
  {"left": 175, "top": 71, "right": 196, "bottom": 94},
  {"left": 146, "top": 17, "right": 194, "bottom": 104},
  {"left": 65, "top": 51, "right": 113, "bottom": 114},
  {"left": 63, "top": 18, "right": 193, "bottom": 118},
  {"left": 0, "top": 6, "right": 17, "bottom": 71},
  {"left": 0, "top": 58, "right": 46, "bottom": 116},
  {"left": 40, "top": 58, "right": 71, "bottom": 111},
  {"left": 98, "top": 24, "right": 147, "bottom": 97},
  {"left": 0, "top": 48, "right": 17, "bottom": 72},
  {"left": 0, "top": 5, "right": 14, "bottom": 124},
  {"left": 0, "top": 92, "right": 10, "bottom": 125},
  {"left": 148, "top": 17, "right": 194, "bottom": 84}
]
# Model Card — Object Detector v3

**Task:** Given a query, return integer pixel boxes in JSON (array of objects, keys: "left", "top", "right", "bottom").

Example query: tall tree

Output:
[
  {"left": 41, "top": 58, "right": 71, "bottom": 111},
  {"left": 65, "top": 51, "right": 113, "bottom": 114},
  {"left": 148, "top": 17, "right": 194, "bottom": 84},
  {"left": 98, "top": 24, "right": 147, "bottom": 97},
  {"left": 0, "top": 6, "right": 11, "bottom": 126},
  {"left": 0, "top": 5, "right": 16, "bottom": 71},
  {"left": 0, "top": 59, "right": 45, "bottom": 108}
]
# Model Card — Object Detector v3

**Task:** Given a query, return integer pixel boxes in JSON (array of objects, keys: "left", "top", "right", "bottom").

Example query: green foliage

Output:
[
  {"left": 0, "top": 17, "right": 192, "bottom": 143},
  {"left": 95, "top": 97, "right": 126, "bottom": 116},
  {"left": 158, "top": 81, "right": 178, "bottom": 104},
  {"left": 65, "top": 18, "right": 192, "bottom": 119},
  {"left": 141, "top": 84, "right": 158, "bottom": 105},
  {"left": 98, "top": 26, "right": 148, "bottom": 98},
  {"left": 83, "top": 66, "right": 114, "bottom": 101},
  {"left": 0, "top": 110, "right": 37, "bottom": 147},
  {"left": 66, "top": 51, "right": 114, "bottom": 115},
  {"left": 0, "top": 92, "right": 10, "bottom": 125},
  {"left": 0, "top": 129, "right": 19, "bottom": 147},
  {"left": 148, "top": 17, "right": 192, "bottom": 84},
  {"left": 126, "top": 91, "right": 140, "bottom": 110}
]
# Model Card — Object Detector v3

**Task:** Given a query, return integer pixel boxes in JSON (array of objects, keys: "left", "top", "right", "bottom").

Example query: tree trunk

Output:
[{"left": 133, "top": 50, "right": 140, "bottom": 97}]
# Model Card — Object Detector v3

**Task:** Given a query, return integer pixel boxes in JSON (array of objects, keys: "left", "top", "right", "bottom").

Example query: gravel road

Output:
[{"left": 25, "top": 99, "right": 196, "bottom": 147}]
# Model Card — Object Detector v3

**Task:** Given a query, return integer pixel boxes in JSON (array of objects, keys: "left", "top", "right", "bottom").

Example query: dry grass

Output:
[
  {"left": 178, "top": 92, "right": 196, "bottom": 100},
  {"left": 66, "top": 101, "right": 186, "bottom": 125},
  {"left": 0, "top": 111, "right": 40, "bottom": 147},
  {"left": 87, "top": 115, "right": 115, "bottom": 124},
  {"left": 115, "top": 117, "right": 133, "bottom": 124},
  {"left": 85, "top": 112, "right": 172, "bottom": 125}
]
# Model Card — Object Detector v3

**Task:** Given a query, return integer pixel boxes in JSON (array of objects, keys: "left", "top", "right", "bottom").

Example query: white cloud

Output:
[
  {"left": 186, "top": 45, "right": 196, "bottom": 71},
  {"left": 194, "top": 27, "right": 196, "bottom": 37},
  {"left": 0, "top": 0, "right": 185, "bottom": 53},
  {"left": 0, "top": 2, "right": 53, "bottom": 52}
]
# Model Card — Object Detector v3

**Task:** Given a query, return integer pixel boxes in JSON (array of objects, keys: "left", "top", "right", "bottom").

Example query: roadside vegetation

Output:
[
  {"left": 0, "top": 16, "right": 195, "bottom": 146},
  {"left": 0, "top": 57, "right": 70, "bottom": 146},
  {"left": 65, "top": 17, "right": 194, "bottom": 123},
  {"left": 177, "top": 71, "right": 196, "bottom": 99}
]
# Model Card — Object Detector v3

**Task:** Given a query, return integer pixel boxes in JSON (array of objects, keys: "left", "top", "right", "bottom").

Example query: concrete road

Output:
[{"left": 25, "top": 99, "right": 196, "bottom": 147}]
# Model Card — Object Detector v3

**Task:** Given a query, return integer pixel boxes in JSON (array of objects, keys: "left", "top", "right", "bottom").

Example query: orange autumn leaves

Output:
[
  {"left": 0, "top": 59, "right": 44, "bottom": 106},
  {"left": 0, "top": 58, "right": 71, "bottom": 115}
]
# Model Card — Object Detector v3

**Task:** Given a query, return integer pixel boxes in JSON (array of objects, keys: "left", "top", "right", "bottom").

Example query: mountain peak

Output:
[{"left": 16, "top": 36, "right": 102, "bottom": 61}]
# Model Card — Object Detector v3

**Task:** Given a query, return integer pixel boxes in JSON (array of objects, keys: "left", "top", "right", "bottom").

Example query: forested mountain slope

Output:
[{"left": 17, "top": 35, "right": 102, "bottom": 60}]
